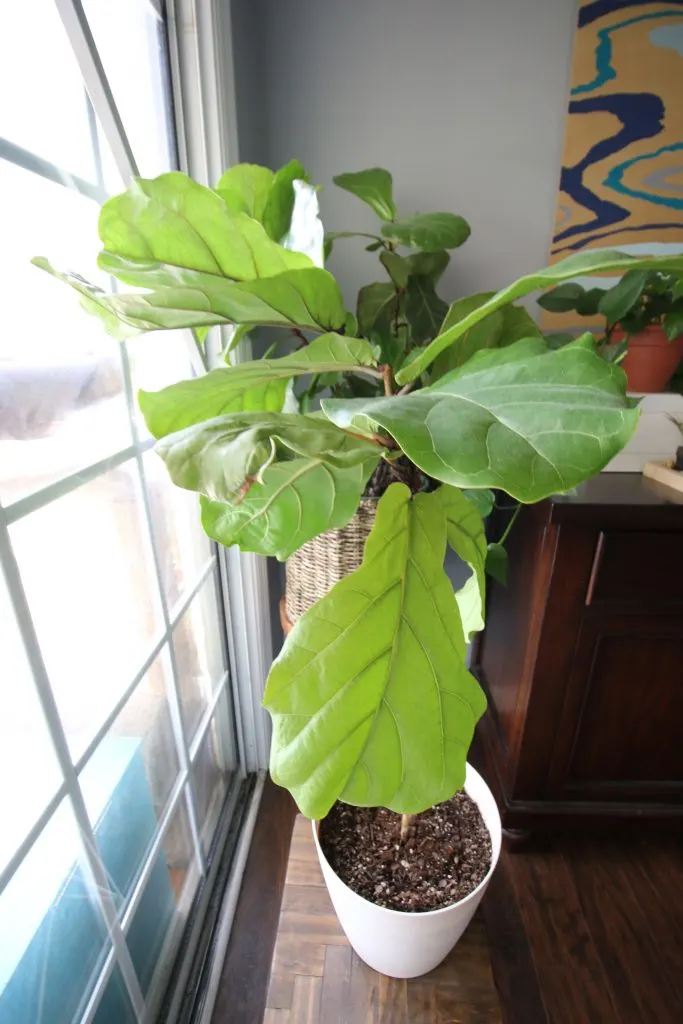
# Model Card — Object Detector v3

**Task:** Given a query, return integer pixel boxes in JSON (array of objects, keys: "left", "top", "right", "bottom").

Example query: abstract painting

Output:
[{"left": 545, "top": 0, "right": 683, "bottom": 282}]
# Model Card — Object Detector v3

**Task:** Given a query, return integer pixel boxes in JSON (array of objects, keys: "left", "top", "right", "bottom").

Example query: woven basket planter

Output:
[{"left": 284, "top": 499, "right": 376, "bottom": 627}]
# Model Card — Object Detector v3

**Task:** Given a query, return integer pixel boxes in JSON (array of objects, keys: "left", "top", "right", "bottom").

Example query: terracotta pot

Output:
[{"left": 613, "top": 325, "right": 683, "bottom": 393}]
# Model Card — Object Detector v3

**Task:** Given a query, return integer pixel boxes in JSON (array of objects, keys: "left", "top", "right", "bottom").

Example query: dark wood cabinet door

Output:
[{"left": 547, "top": 612, "right": 683, "bottom": 803}]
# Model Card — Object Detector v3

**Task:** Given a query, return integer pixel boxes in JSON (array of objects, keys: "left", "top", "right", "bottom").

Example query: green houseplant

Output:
[
  {"left": 34, "top": 162, "right": 683, "bottom": 977},
  {"left": 539, "top": 269, "right": 683, "bottom": 392}
]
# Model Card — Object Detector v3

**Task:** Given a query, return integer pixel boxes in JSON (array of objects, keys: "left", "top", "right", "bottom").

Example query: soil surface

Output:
[{"left": 319, "top": 792, "right": 492, "bottom": 913}]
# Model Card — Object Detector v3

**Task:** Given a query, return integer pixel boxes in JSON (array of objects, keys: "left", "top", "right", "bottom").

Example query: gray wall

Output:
[{"left": 230, "top": 0, "right": 578, "bottom": 305}]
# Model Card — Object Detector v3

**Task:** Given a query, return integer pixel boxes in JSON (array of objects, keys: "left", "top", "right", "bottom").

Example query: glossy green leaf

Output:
[
  {"left": 673, "top": 278, "right": 683, "bottom": 301},
  {"left": 201, "top": 454, "right": 379, "bottom": 560},
  {"left": 356, "top": 282, "right": 398, "bottom": 338},
  {"left": 664, "top": 311, "right": 683, "bottom": 341},
  {"left": 333, "top": 168, "right": 397, "bottom": 221},
  {"left": 598, "top": 270, "right": 650, "bottom": 324},
  {"left": 262, "top": 159, "right": 308, "bottom": 242},
  {"left": 31, "top": 258, "right": 141, "bottom": 339},
  {"left": 436, "top": 486, "right": 487, "bottom": 639},
  {"left": 397, "top": 249, "right": 683, "bottom": 384},
  {"left": 431, "top": 293, "right": 500, "bottom": 376},
  {"left": 406, "top": 250, "right": 450, "bottom": 284},
  {"left": 324, "top": 231, "right": 383, "bottom": 260},
  {"left": 263, "top": 483, "right": 487, "bottom": 818},
  {"left": 98, "top": 173, "right": 312, "bottom": 289},
  {"left": 216, "top": 163, "right": 274, "bottom": 219},
  {"left": 380, "top": 251, "right": 410, "bottom": 288},
  {"left": 404, "top": 275, "right": 448, "bottom": 345},
  {"left": 155, "top": 411, "right": 381, "bottom": 503},
  {"left": 324, "top": 337, "right": 639, "bottom": 503},
  {"left": 381, "top": 213, "right": 471, "bottom": 253},
  {"left": 537, "top": 282, "right": 585, "bottom": 313},
  {"left": 576, "top": 287, "right": 606, "bottom": 317},
  {"left": 140, "top": 333, "right": 379, "bottom": 437},
  {"left": 485, "top": 543, "right": 508, "bottom": 585},
  {"left": 462, "top": 489, "right": 495, "bottom": 518}
]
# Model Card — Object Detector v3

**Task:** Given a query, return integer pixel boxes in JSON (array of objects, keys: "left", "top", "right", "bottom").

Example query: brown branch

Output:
[
  {"left": 234, "top": 475, "right": 257, "bottom": 504},
  {"left": 291, "top": 328, "right": 308, "bottom": 349},
  {"left": 382, "top": 364, "right": 394, "bottom": 397},
  {"left": 341, "top": 429, "right": 397, "bottom": 450}
]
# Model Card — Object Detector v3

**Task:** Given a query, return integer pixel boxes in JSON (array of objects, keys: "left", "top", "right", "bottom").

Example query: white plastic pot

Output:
[{"left": 312, "top": 763, "right": 502, "bottom": 979}]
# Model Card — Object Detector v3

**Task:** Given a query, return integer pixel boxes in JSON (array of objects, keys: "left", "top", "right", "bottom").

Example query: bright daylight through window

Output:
[{"left": 0, "top": 3, "right": 242, "bottom": 1022}]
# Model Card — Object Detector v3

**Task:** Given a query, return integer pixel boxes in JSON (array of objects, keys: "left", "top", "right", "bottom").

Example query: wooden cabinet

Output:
[{"left": 473, "top": 473, "right": 683, "bottom": 833}]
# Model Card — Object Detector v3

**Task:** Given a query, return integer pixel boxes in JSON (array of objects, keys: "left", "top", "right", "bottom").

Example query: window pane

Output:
[
  {"left": 0, "top": 569, "right": 62, "bottom": 878},
  {"left": 91, "top": 965, "right": 137, "bottom": 1024},
  {"left": 192, "top": 693, "right": 237, "bottom": 848},
  {"left": 0, "top": 160, "right": 131, "bottom": 506},
  {"left": 83, "top": 0, "right": 176, "bottom": 178},
  {"left": 125, "top": 796, "right": 197, "bottom": 997},
  {"left": 127, "top": 333, "right": 198, "bottom": 443},
  {"left": 10, "top": 460, "right": 164, "bottom": 760},
  {"left": 172, "top": 577, "right": 226, "bottom": 740},
  {"left": 0, "top": 800, "right": 109, "bottom": 1024},
  {"left": 0, "top": 1, "right": 98, "bottom": 181},
  {"left": 80, "top": 650, "right": 181, "bottom": 908},
  {"left": 143, "top": 449, "right": 213, "bottom": 609}
]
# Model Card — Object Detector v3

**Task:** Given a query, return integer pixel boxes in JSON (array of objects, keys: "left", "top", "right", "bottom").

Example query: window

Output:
[{"left": 0, "top": 3, "right": 244, "bottom": 1021}]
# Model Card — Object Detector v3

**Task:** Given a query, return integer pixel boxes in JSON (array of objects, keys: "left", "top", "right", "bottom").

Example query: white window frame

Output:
[{"left": 0, "top": 2, "right": 272, "bottom": 1021}]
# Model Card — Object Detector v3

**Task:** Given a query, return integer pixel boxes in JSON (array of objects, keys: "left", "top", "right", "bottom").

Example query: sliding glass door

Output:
[{"left": 0, "top": 3, "right": 241, "bottom": 1021}]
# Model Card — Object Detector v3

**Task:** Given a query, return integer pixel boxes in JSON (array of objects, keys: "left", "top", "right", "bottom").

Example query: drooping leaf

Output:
[
  {"left": 216, "top": 163, "right": 275, "bottom": 219},
  {"left": 224, "top": 323, "right": 252, "bottom": 360},
  {"left": 432, "top": 293, "right": 501, "bottom": 376},
  {"left": 323, "top": 337, "right": 640, "bottom": 503},
  {"left": 262, "top": 483, "right": 487, "bottom": 819},
  {"left": 380, "top": 251, "right": 410, "bottom": 288},
  {"left": 498, "top": 304, "right": 544, "bottom": 343},
  {"left": 598, "top": 270, "right": 650, "bottom": 325},
  {"left": 282, "top": 180, "right": 324, "bottom": 267},
  {"left": 381, "top": 213, "right": 471, "bottom": 253},
  {"left": 155, "top": 411, "right": 381, "bottom": 503},
  {"left": 356, "top": 282, "right": 398, "bottom": 338},
  {"left": 404, "top": 275, "right": 448, "bottom": 345},
  {"left": 485, "top": 543, "right": 508, "bottom": 585},
  {"left": 435, "top": 486, "right": 487, "bottom": 639},
  {"left": 664, "top": 311, "right": 683, "bottom": 341},
  {"left": 406, "top": 250, "right": 450, "bottom": 284},
  {"left": 262, "top": 159, "right": 308, "bottom": 242},
  {"left": 31, "top": 258, "right": 141, "bottom": 339},
  {"left": 98, "top": 173, "right": 312, "bottom": 287},
  {"left": 576, "top": 287, "right": 606, "bottom": 316},
  {"left": 324, "top": 231, "right": 384, "bottom": 260},
  {"left": 396, "top": 249, "right": 683, "bottom": 384},
  {"left": 201, "top": 454, "right": 379, "bottom": 560},
  {"left": 333, "top": 168, "right": 397, "bottom": 221},
  {"left": 140, "top": 333, "right": 378, "bottom": 437},
  {"left": 46, "top": 265, "right": 346, "bottom": 336}
]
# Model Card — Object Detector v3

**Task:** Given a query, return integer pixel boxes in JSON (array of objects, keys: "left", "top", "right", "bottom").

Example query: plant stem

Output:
[
  {"left": 382, "top": 364, "right": 394, "bottom": 396},
  {"left": 499, "top": 502, "right": 522, "bottom": 545},
  {"left": 291, "top": 328, "right": 308, "bottom": 349},
  {"left": 400, "top": 813, "right": 415, "bottom": 841}
]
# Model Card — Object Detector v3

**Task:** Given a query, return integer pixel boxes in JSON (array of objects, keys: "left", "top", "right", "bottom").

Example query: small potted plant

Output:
[
  {"left": 538, "top": 269, "right": 683, "bottom": 392},
  {"left": 643, "top": 416, "right": 683, "bottom": 495},
  {"left": 34, "top": 163, "right": 683, "bottom": 978}
]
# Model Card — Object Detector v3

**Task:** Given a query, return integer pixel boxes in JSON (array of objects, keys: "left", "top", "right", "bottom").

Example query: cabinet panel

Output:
[
  {"left": 588, "top": 531, "right": 683, "bottom": 605},
  {"left": 551, "top": 615, "right": 683, "bottom": 800}
]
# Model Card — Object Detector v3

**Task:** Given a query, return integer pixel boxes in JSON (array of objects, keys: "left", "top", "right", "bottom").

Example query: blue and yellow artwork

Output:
[{"left": 548, "top": 0, "right": 683, "bottom": 267}]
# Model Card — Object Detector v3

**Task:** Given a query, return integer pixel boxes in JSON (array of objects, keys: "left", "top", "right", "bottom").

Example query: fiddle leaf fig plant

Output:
[{"left": 34, "top": 161, "right": 683, "bottom": 821}]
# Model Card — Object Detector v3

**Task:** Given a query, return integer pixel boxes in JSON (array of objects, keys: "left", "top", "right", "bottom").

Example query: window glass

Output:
[{"left": 172, "top": 576, "right": 226, "bottom": 740}]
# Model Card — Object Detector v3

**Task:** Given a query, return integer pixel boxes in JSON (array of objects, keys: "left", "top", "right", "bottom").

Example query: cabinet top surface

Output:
[{"left": 551, "top": 472, "right": 683, "bottom": 509}]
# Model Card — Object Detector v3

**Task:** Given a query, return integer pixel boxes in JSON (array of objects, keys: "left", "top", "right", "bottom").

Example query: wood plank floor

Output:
[
  {"left": 264, "top": 815, "right": 504, "bottom": 1023},
  {"left": 503, "top": 834, "right": 683, "bottom": 1024},
  {"left": 264, "top": 819, "right": 683, "bottom": 1024}
]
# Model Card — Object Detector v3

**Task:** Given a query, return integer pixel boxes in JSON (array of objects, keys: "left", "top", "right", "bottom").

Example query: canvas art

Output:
[{"left": 542, "top": 0, "right": 683, "bottom": 326}]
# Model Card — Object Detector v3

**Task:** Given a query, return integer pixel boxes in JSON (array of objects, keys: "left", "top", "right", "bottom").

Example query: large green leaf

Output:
[
  {"left": 98, "top": 173, "right": 311, "bottom": 287},
  {"left": 155, "top": 411, "right": 381, "bottom": 504},
  {"left": 139, "top": 333, "right": 379, "bottom": 437},
  {"left": 216, "top": 163, "right": 274, "bottom": 219},
  {"left": 406, "top": 250, "right": 450, "bottom": 284},
  {"left": 333, "top": 168, "right": 397, "bottom": 221},
  {"left": 263, "top": 483, "right": 487, "bottom": 819},
  {"left": 598, "top": 270, "right": 650, "bottom": 325},
  {"left": 31, "top": 258, "right": 141, "bottom": 339},
  {"left": 262, "top": 159, "right": 308, "bottom": 242},
  {"left": 323, "top": 337, "right": 640, "bottom": 503},
  {"left": 356, "top": 282, "right": 398, "bottom": 337},
  {"left": 432, "top": 298, "right": 543, "bottom": 377},
  {"left": 396, "top": 249, "right": 683, "bottom": 383},
  {"left": 436, "top": 486, "right": 487, "bottom": 639},
  {"left": 201, "top": 454, "right": 379, "bottom": 560},
  {"left": 38, "top": 264, "right": 347, "bottom": 337},
  {"left": 404, "top": 275, "right": 448, "bottom": 344},
  {"left": 381, "top": 213, "right": 471, "bottom": 253}
]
